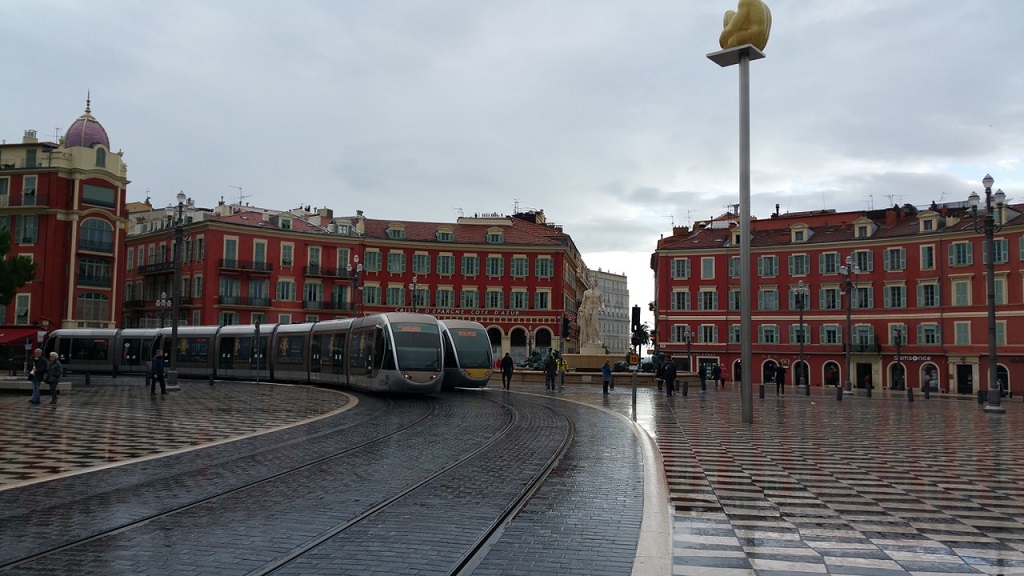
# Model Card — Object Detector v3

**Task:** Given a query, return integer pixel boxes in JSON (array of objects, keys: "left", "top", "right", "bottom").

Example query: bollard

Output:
[
  {"left": 805, "top": 382, "right": 810, "bottom": 396},
  {"left": 866, "top": 384, "right": 872, "bottom": 398},
  {"left": 907, "top": 387, "right": 914, "bottom": 402},
  {"left": 759, "top": 383, "right": 765, "bottom": 399},
  {"left": 682, "top": 381, "right": 688, "bottom": 396},
  {"left": 978, "top": 389, "right": 986, "bottom": 404},
  {"left": 209, "top": 373, "right": 215, "bottom": 386},
  {"left": 924, "top": 385, "right": 930, "bottom": 400},
  {"left": 836, "top": 386, "right": 843, "bottom": 401},
  {"left": 85, "top": 372, "right": 91, "bottom": 386}
]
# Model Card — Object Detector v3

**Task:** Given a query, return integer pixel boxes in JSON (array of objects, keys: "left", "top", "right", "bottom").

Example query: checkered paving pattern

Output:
[
  {"left": 639, "top": 389, "right": 1024, "bottom": 575},
  {"left": 0, "top": 377, "right": 348, "bottom": 487}
]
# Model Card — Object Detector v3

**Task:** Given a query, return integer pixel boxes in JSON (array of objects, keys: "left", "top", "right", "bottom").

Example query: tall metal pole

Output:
[
  {"left": 797, "top": 281, "right": 806, "bottom": 391},
  {"left": 709, "top": 44, "right": 765, "bottom": 424},
  {"left": 970, "top": 175, "right": 1005, "bottom": 413},
  {"left": 843, "top": 262, "right": 854, "bottom": 395}
]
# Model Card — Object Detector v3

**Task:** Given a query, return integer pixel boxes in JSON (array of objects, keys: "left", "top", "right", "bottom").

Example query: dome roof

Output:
[{"left": 63, "top": 96, "right": 110, "bottom": 149}]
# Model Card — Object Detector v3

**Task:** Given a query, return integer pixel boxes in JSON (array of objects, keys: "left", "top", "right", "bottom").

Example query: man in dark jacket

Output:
[
  {"left": 663, "top": 357, "right": 677, "bottom": 397},
  {"left": 29, "top": 348, "right": 47, "bottom": 405},
  {"left": 150, "top": 349, "right": 167, "bottom": 395},
  {"left": 500, "top": 352, "right": 514, "bottom": 390},
  {"left": 544, "top": 354, "right": 557, "bottom": 390}
]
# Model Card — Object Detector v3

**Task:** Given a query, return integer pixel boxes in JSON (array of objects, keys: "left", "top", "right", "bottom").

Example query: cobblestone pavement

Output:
[{"left": 2, "top": 377, "right": 1024, "bottom": 575}]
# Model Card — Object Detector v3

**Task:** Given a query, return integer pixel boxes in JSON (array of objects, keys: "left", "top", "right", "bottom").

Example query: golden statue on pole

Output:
[{"left": 719, "top": 0, "right": 772, "bottom": 51}]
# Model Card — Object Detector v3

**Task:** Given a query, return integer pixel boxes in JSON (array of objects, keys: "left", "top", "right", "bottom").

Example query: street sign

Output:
[{"left": 627, "top": 353, "right": 639, "bottom": 366}]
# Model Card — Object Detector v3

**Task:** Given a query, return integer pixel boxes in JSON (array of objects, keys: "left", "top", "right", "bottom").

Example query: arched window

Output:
[
  {"left": 80, "top": 218, "right": 114, "bottom": 252},
  {"left": 76, "top": 292, "right": 110, "bottom": 322},
  {"left": 95, "top": 147, "right": 106, "bottom": 167},
  {"left": 921, "top": 363, "right": 939, "bottom": 391}
]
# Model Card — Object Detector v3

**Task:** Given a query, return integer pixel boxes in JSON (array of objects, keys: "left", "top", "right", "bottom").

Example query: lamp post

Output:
[
  {"left": 164, "top": 191, "right": 194, "bottom": 390},
  {"left": 795, "top": 280, "right": 809, "bottom": 394},
  {"left": 527, "top": 326, "right": 533, "bottom": 357},
  {"left": 410, "top": 275, "right": 419, "bottom": 313},
  {"left": 894, "top": 325, "right": 903, "bottom": 391},
  {"left": 683, "top": 327, "right": 692, "bottom": 373},
  {"left": 155, "top": 291, "right": 172, "bottom": 328},
  {"left": 968, "top": 174, "right": 1006, "bottom": 413},
  {"left": 839, "top": 255, "right": 860, "bottom": 396},
  {"left": 347, "top": 255, "right": 363, "bottom": 317}
]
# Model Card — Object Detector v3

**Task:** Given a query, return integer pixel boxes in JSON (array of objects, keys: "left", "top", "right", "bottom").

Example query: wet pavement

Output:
[{"left": 1, "top": 376, "right": 1023, "bottom": 575}]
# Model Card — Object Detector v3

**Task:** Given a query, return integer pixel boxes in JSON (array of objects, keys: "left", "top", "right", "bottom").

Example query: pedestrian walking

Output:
[
  {"left": 776, "top": 364, "right": 787, "bottom": 395},
  {"left": 28, "top": 348, "right": 46, "bottom": 405},
  {"left": 699, "top": 364, "right": 708, "bottom": 393},
  {"left": 664, "top": 358, "right": 677, "bottom": 397},
  {"left": 601, "top": 360, "right": 612, "bottom": 394},
  {"left": 500, "top": 352, "right": 514, "bottom": 390},
  {"left": 150, "top": 349, "right": 167, "bottom": 395},
  {"left": 712, "top": 364, "right": 722, "bottom": 389},
  {"left": 556, "top": 354, "right": 568, "bottom": 391},
  {"left": 656, "top": 360, "right": 665, "bottom": 391},
  {"left": 544, "top": 354, "right": 557, "bottom": 390},
  {"left": 45, "top": 351, "right": 63, "bottom": 404}
]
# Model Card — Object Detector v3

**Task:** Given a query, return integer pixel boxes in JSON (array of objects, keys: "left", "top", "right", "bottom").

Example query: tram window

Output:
[
  {"left": 177, "top": 337, "right": 211, "bottom": 363},
  {"left": 276, "top": 336, "right": 305, "bottom": 364},
  {"left": 74, "top": 338, "right": 110, "bottom": 360}
]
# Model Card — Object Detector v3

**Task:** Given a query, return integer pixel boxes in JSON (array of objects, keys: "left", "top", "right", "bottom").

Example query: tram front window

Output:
[
  {"left": 392, "top": 323, "right": 442, "bottom": 371},
  {"left": 448, "top": 329, "right": 491, "bottom": 368}
]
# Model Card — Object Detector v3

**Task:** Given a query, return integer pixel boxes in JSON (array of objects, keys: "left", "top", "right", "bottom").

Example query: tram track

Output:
[
  {"left": 0, "top": 394, "right": 577, "bottom": 575},
  {"left": 0, "top": 395, "right": 456, "bottom": 571}
]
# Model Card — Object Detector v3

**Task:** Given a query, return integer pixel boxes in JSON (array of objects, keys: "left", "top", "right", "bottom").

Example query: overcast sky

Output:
[{"left": 4, "top": 0, "right": 1023, "bottom": 326}]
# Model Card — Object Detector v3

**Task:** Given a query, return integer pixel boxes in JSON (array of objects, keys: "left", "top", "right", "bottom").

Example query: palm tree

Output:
[{"left": 630, "top": 322, "right": 651, "bottom": 353}]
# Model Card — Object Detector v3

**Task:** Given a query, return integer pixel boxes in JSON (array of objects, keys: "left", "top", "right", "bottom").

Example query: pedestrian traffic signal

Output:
[
  {"left": 631, "top": 305, "right": 641, "bottom": 332},
  {"left": 562, "top": 315, "right": 570, "bottom": 335}
]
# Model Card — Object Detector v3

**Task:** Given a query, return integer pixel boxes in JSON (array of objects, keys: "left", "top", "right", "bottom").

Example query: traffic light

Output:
[
  {"left": 631, "top": 305, "right": 641, "bottom": 332},
  {"left": 562, "top": 315, "right": 570, "bottom": 335}
]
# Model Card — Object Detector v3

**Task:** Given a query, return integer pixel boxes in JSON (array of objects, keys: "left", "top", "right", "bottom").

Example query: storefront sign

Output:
[{"left": 894, "top": 355, "right": 931, "bottom": 362}]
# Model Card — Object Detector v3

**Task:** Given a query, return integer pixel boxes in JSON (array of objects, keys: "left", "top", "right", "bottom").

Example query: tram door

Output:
[
  {"left": 220, "top": 337, "right": 235, "bottom": 371},
  {"left": 310, "top": 335, "right": 323, "bottom": 381},
  {"left": 956, "top": 364, "right": 973, "bottom": 395}
]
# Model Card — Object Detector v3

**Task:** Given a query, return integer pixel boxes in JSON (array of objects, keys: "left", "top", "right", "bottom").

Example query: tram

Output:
[
  {"left": 439, "top": 319, "right": 494, "bottom": 389},
  {"left": 44, "top": 313, "right": 446, "bottom": 394}
]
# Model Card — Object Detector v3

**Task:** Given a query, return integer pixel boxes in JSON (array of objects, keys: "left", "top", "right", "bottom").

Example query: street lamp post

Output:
[
  {"left": 795, "top": 280, "right": 809, "bottom": 395},
  {"left": 968, "top": 174, "right": 1006, "bottom": 414},
  {"left": 684, "top": 328, "right": 692, "bottom": 373},
  {"left": 347, "top": 255, "right": 363, "bottom": 317},
  {"left": 527, "top": 326, "right": 533, "bottom": 357},
  {"left": 155, "top": 291, "right": 172, "bottom": 328},
  {"left": 164, "top": 191, "right": 194, "bottom": 390},
  {"left": 410, "top": 274, "right": 419, "bottom": 313},
  {"left": 839, "top": 255, "right": 860, "bottom": 396},
  {"left": 894, "top": 325, "right": 903, "bottom": 391}
]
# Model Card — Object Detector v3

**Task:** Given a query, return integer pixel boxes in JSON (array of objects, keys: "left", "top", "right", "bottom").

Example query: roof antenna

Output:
[
  {"left": 230, "top": 185, "right": 249, "bottom": 206},
  {"left": 512, "top": 198, "right": 521, "bottom": 214},
  {"left": 454, "top": 207, "right": 464, "bottom": 218}
]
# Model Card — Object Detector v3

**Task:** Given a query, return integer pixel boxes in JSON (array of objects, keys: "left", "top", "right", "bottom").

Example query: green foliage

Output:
[{"left": 0, "top": 226, "right": 37, "bottom": 306}]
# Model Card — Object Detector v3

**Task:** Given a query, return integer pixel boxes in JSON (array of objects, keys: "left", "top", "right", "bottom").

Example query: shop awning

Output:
[{"left": 0, "top": 328, "right": 43, "bottom": 347}]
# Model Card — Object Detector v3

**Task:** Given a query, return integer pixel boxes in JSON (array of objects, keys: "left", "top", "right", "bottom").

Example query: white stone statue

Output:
[{"left": 577, "top": 280, "right": 604, "bottom": 346}]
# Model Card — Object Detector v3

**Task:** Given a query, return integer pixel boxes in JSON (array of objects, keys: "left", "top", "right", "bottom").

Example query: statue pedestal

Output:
[{"left": 579, "top": 343, "right": 605, "bottom": 356}]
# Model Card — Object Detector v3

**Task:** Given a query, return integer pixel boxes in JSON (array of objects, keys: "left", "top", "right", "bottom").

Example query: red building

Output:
[
  {"left": 0, "top": 98, "right": 129, "bottom": 353},
  {"left": 124, "top": 203, "right": 588, "bottom": 362},
  {"left": 652, "top": 203, "right": 1024, "bottom": 397}
]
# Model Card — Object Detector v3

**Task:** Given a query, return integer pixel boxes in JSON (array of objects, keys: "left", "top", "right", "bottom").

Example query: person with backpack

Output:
[{"left": 150, "top": 349, "right": 168, "bottom": 395}]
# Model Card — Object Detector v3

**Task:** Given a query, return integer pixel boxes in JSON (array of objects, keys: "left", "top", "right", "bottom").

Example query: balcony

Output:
[
  {"left": 78, "top": 274, "right": 112, "bottom": 288},
  {"left": 1, "top": 194, "right": 49, "bottom": 207},
  {"left": 138, "top": 262, "right": 175, "bottom": 275},
  {"left": 303, "top": 265, "right": 351, "bottom": 278},
  {"left": 303, "top": 299, "right": 353, "bottom": 311},
  {"left": 80, "top": 239, "right": 114, "bottom": 253},
  {"left": 217, "top": 296, "right": 271, "bottom": 307},
  {"left": 123, "top": 299, "right": 147, "bottom": 309},
  {"left": 219, "top": 259, "right": 274, "bottom": 274}
]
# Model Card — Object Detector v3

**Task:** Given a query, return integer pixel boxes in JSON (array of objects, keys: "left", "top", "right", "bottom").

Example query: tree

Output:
[
  {"left": 630, "top": 322, "right": 651, "bottom": 352},
  {"left": 0, "top": 226, "right": 36, "bottom": 306}
]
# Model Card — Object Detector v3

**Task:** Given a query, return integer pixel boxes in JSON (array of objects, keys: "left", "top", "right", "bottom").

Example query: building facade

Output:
[
  {"left": 0, "top": 99, "right": 129, "bottom": 348},
  {"left": 652, "top": 203, "right": 1024, "bottom": 397},
  {"left": 590, "top": 269, "right": 630, "bottom": 354},
  {"left": 124, "top": 204, "right": 588, "bottom": 364}
]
